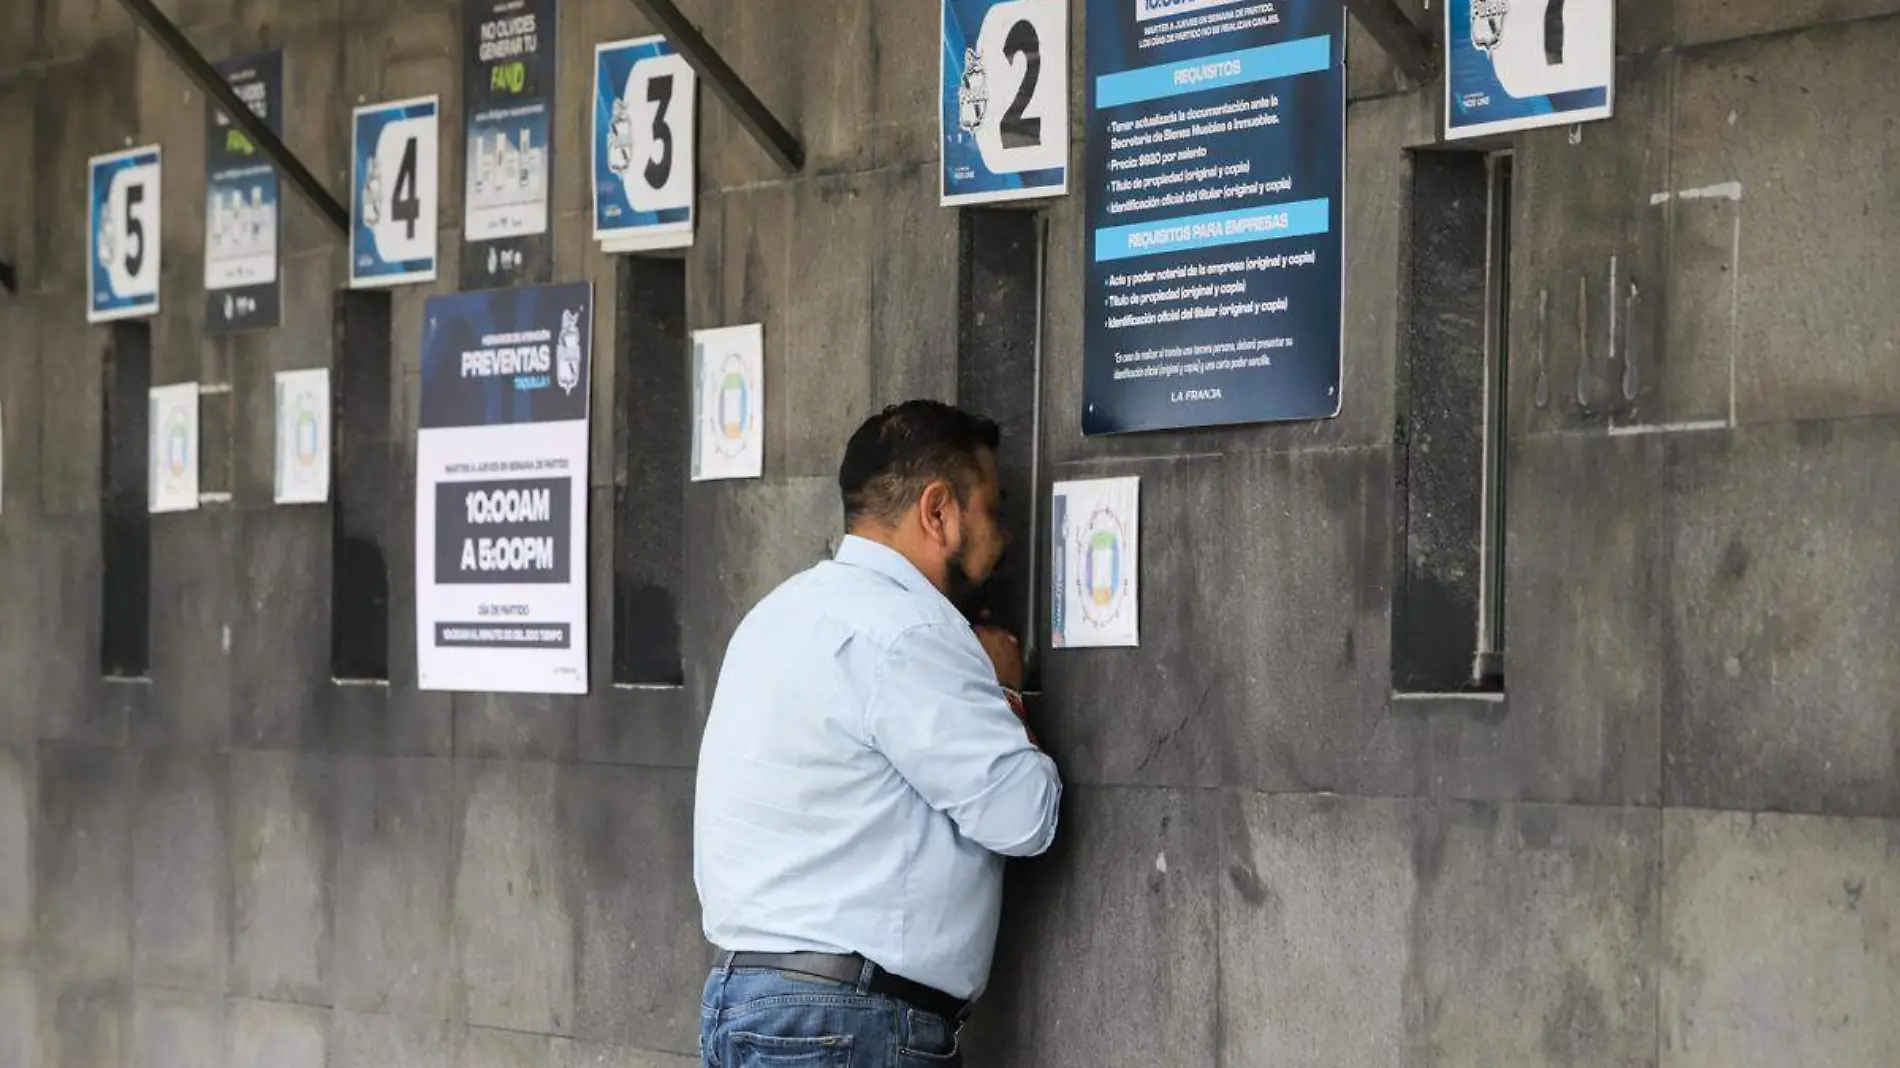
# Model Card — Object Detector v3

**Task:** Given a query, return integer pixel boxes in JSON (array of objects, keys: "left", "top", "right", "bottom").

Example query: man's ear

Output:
[{"left": 918, "top": 479, "right": 958, "bottom": 544}]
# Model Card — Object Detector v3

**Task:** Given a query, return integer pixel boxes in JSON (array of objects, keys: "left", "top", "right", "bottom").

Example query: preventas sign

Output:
[{"left": 415, "top": 282, "right": 593, "bottom": 694}]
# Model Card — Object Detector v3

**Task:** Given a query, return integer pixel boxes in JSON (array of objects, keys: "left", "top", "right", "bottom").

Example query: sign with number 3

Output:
[
  {"left": 88, "top": 145, "right": 163, "bottom": 323},
  {"left": 351, "top": 96, "right": 441, "bottom": 288},
  {"left": 593, "top": 36, "right": 696, "bottom": 253},
  {"left": 941, "top": 0, "right": 1069, "bottom": 206}
]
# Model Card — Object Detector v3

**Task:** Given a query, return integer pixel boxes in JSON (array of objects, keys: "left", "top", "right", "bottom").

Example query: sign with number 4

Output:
[
  {"left": 88, "top": 145, "right": 163, "bottom": 323},
  {"left": 593, "top": 37, "right": 696, "bottom": 253},
  {"left": 941, "top": 0, "right": 1069, "bottom": 206},
  {"left": 352, "top": 96, "right": 440, "bottom": 288}
]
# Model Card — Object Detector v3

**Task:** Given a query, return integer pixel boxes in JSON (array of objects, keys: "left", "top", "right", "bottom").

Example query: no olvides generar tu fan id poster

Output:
[
  {"left": 463, "top": 0, "right": 558, "bottom": 289},
  {"left": 416, "top": 283, "right": 593, "bottom": 695},
  {"left": 205, "top": 51, "right": 283, "bottom": 333}
]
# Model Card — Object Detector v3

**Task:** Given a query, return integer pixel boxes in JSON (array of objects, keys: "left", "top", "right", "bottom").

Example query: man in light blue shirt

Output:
[{"left": 695, "top": 400, "right": 1062, "bottom": 1067}]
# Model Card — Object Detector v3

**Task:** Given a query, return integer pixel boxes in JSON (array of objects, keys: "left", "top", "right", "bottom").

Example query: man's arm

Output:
[{"left": 866, "top": 622, "right": 1061, "bottom": 858}]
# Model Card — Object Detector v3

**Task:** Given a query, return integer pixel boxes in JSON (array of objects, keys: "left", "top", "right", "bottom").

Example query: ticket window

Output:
[
  {"left": 101, "top": 323, "right": 152, "bottom": 680},
  {"left": 957, "top": 208, "right": 1047, "bottom": 688},
  {"left": 1391, "top": 151, "right": 1512, "bottom": 696},
  {"left": 610, "top": 255, "right": 687, "bottom": 688},
  {"left": 331, "top": 290, "right": 392, "bottom": 683}
]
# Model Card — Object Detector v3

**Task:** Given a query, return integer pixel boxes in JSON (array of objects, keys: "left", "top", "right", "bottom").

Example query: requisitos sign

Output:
[{"left": 1082, "top": 0, "right": 1346, "bottom": 433}]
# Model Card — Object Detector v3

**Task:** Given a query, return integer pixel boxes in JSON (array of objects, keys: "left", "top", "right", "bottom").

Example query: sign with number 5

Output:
[
  {"left": 351, "top": 96, "right": 441, "bottom": 288},
  {"left": 592, "top": 36, "right": 696, "bottom": 253},
  {"left": 941, "top": 0, "right": 1069, "bottom": 206},
  {"left": 88, "top": 145, "right": 163, "bottom": 323}
]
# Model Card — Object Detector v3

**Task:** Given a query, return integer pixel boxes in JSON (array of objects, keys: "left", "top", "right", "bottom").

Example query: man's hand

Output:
[{"left": 973, "top": 624, "right": 1024, "bottom": 692}]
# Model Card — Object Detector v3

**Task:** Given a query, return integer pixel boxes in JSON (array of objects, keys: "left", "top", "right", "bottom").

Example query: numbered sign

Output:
[
  {"left": 941, "top": 0, "right": 1069, "bottom": 206},
  {"left": 352, "top": 96, "right": 441, "bottom": 287},
  {"left": 593, "top": 37, "right": 696, "bottom": 252},
  {"left": 1446, "top": 0, "right": 1613, "bottom": 138},
  {"left": 87, "top": 146, "right": 163, "bottom": 323}
]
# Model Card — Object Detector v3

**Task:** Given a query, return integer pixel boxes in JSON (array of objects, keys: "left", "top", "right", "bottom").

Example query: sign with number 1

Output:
[
  {"left": 87, "top": 145, "right": 162, "bottom": 323},
  {"left": 351, "top": 96, "right": 441, "bottom": 287},
  {"left": 592, "top": 36, "right": 696, "bottom": 252},
  {"left": 941, "top": 0, "right": 1069, "bottom": 206}
]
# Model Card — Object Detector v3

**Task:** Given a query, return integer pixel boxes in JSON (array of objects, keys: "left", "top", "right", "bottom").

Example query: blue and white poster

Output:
[
  {"left": 204, "top": 50, "right": 282, "bottom": 333},
  {"left": 415, "top": 282, "right": 593, "bottom": 694},
  {"left": 351, "top": 96, "right": 440, "bottom": 288},
  {"left": 690, "top": 324, "right": 764, "bottom": 482},
  {"left": 592, "top": 36, "right": 696, "bottom": 252},
  {"left": 1082, "top": 0, "right": 1346, "bottom": 434},
  {"left": 1050, "top": 476, "right": 1139, "bottom": 648},
  {"left": 462, "top": 0, "right": 558, "bottom": 289},
  {"left": 87, "top": 145, "right": 162, "bottom": 324},
  {"left": 1446, "top": 0, "right": 1613, "bottom": 139},
  {"left": 941, "top": 0, "right": 1069, "bottom": 205}
]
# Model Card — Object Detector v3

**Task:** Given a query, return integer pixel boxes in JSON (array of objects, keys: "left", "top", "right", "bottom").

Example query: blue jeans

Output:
[{"left": 699, "top": 965, "right": 964, "bottom": 1068}]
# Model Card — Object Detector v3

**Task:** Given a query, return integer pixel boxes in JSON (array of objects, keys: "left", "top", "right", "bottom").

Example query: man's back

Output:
[{"left": 694, "top": 536, "right": 1060, "bottom": 1001}]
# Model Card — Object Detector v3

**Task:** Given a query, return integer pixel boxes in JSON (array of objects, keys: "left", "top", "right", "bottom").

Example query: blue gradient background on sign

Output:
[{"left": 1083, "top": 2, "right": 1346, "bottom": 434}]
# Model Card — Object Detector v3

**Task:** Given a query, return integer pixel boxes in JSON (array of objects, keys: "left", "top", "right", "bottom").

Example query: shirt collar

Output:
[{"left": 835, "top": 534, "right": 946, "bottom": 602}]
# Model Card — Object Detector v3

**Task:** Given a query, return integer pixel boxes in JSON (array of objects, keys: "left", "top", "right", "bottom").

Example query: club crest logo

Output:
[
  {"left": 362, "top": 156, "right": 382, "bottom": 226},
  {"left": 96, "top": 210, "right": 118, "bottom": 270},
  {"left": 607, "top": 95, "right": 635, "bottom": 176},
  {"left": 556, "top": 308, "right": 583, "bottom": 394},
  {"left": 1470, "top": 0, "right": 1508, "bottom": 53},
  {"left": 957, "top": 47, "right": 989, "bottom": 133}
]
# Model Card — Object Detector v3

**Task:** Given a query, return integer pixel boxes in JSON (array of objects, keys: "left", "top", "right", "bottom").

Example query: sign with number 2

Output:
[
  {"left": 941, "top": 0, "right": 1069, "bottom": 205},
  {"left": 88, "top": 145, "right": 163, "bottom": 323},
  {"left": 351, "top": 96, "right": 441, "bottom": 288},
  {"left": 592, "top": 36, "right": 696, "bottom": 253}
]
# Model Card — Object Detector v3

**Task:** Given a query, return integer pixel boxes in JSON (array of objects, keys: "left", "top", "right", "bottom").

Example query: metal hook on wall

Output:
[
  {"left": 1574, "top": 273, "right": 1592, "bottom": 413},
  {"left": 1534, "top": 287, "right": 1550, "bottom": 409},
  {"left": 1622, "top": 282, "right": 1641, "bottom": 401}
]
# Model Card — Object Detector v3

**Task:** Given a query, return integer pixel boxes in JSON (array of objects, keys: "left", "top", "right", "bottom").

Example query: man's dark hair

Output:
[{"left": 839, "top": 400, "right": 1001, "bottom": 528}]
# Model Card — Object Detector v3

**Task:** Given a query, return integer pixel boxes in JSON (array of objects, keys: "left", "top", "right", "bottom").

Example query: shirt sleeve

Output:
[{"left": 865, "top": 622, "right": 1062, "bottom": 858}]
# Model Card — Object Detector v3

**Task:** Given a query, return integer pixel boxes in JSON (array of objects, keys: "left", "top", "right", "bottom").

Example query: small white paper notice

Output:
[
  {"left": 149, "top": 382, "right": 200, "bottom": 514},
  {"left": 274, "top": 368, "right": 331, "bottom": 504},
  {"left": 691, "top": 323, "right": 764, "bottom": 481},
  {"left": 1050, "top": 475, "right": 1139, "bottom": 648}
]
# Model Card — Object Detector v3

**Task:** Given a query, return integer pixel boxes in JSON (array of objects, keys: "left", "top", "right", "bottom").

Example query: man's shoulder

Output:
[{"left": 742, "top": 558, "right": 963, "bottom": 653}]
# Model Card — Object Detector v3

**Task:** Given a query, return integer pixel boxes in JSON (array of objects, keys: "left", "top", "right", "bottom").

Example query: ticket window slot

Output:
[
  {"left": 956, "top": 208, "right": 1047, "bottom": 691},
  {"left": 331, "top": 290, "right": 392, "bottom": 682},
  {"left": 1391, "top": 150, "right": 1512, "bottom": 697},
  {"left": 101, "top": 323, "right": 153, "bottom": 680},
  {"left": 611, "top": 255, "right": 687, "bottom": 688}
]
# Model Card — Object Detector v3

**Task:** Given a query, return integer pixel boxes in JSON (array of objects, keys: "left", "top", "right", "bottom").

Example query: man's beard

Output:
[{"left": 945, "top": 541, "right": 1005, "bottom": 616}]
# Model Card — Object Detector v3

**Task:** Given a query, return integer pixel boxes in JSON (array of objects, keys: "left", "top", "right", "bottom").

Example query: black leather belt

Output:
[{"left": 719, "top": 951, "right": 969, "bottom": 1023}]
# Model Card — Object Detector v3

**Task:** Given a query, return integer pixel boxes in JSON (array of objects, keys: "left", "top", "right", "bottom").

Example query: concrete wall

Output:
[{"left": 1, "top": 1, "right": 1897, "bottom": 1066}]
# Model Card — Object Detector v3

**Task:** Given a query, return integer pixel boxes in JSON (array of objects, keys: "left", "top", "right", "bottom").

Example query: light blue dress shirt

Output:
[{"left": 693, "top": 535, "right": 1063, "bottom": 1001}]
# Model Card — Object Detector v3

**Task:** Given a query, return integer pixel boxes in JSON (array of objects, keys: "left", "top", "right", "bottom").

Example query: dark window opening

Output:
[
  {"left": 101, "top": 323, "right": 152, "bottom": 678},
  {"left": 612, "top": 255, "right": 687, "bottom": 687},
  {"left": 331, "top": 290, "right": 391, "bottom": 682},
  {"left": 956, "top": 208, "right": 1046, "bottom": 689},
  {"left": 1392, "top": 151, "right": 1512, "bottom": 695}
]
